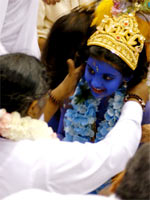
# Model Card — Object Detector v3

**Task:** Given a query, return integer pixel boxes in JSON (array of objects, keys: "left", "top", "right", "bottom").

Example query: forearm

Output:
[
  {"left": 44, "top": 84, "right": 68, "bottom": 122},
  {"left": 44, "top": 60, "right": 84, "bottom": 122},
  {"left": 48, "top": 101, "right": 142, "bottom": 194},
  {"left": 43, "top": 99, "right": 59, "bottom": 122}
]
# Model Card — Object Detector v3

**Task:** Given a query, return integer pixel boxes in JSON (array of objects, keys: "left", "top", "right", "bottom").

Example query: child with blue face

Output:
[
  {"left": 63, "top": 44, "right": 148, "bottom": 143},
  {"left": 44, "top": 9, "right": 149, "bottom": 147},
  {"left": 84, "top": 57, "right": 123, "bottom": 99},
  {"left": 63, "top": 11, "right": 149, "bottom": 144}
]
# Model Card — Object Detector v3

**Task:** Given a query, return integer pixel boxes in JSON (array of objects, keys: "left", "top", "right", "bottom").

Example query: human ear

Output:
[
  {"left": 122, "top": 76, "right": 133, "bottom": 88},
  {"left": 27, "top": 99, "right": 46, "bottom": 119},
  {"left": 123, "top": 75, "right": 133, "bottom": 82}
]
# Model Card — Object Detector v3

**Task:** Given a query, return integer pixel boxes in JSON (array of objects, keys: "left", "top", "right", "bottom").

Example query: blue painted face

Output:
[{"left": 84, "top": 57, "right": 123, "bottom": 99}]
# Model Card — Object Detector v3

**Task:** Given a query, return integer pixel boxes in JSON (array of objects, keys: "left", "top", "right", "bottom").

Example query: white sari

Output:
[{"left": 0, "top": 0, "right": 40, "bottom": 58}]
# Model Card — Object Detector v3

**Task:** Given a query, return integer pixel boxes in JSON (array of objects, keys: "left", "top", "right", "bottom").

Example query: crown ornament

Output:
[{"left": 88, "top": 12, "right": 145, "bottom": 70}]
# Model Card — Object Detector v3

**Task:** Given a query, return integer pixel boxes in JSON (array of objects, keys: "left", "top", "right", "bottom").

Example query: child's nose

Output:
[{"left": 91, "top": 75, "right": 104, "bottom": 89}]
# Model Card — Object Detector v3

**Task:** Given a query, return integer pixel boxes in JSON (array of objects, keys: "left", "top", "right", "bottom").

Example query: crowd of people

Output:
[{"left": 0, "top": 0, "right": 150, "bottom": 199}]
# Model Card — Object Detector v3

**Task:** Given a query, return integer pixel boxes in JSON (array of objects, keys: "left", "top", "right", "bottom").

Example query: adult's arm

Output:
[
  {"left": 27, "top": 102, "right": 142, "bottom": 194},
  {"left": 4, "top": 101, "right": 142, "bottom": 196},
  {"left": 44, "top": 59, "right": 84, "bottom": 122},
  {"left": 42, "top": 101, "right": 142, "bottom": 194},
  {"left": 33, "top": 80, "right": 147, "bottom": 194}
]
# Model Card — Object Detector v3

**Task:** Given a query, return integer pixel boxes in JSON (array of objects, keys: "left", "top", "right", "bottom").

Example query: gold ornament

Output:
[{"left": 88, "top": 13, "right": 145, "bottom": 70}]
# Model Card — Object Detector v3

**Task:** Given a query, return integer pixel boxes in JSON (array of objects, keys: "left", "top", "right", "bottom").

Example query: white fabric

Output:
[
  {"left": 0, "top": 101, "right": 142, "bottom": 198},
  {"left": 39, "top": 114, "right": 44, "bottom": 121},
  {"left": 3, "top": 189, "right": 120, "bottom": 200},
  {"left": 0, "top": 0, "right": 40, "bottom": 58},
  {"left": 37, "top": 0, "right": 95, "bottom": 39}
]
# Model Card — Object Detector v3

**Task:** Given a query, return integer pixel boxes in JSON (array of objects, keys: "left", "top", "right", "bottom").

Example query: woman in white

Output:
[
  {"left": 0, "top": 53, "right": 148, "bottom": 198},
  {"left": 0, "top": 0, "right": 40, "bottom": 58}
]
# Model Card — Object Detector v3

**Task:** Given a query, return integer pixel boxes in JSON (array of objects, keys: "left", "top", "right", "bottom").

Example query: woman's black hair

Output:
[
  {"left": 89, "top": 45, "right": 148, "bottom": 88},
  {"left": 41, "top": 8, "right": 96, "bottom": 89},
  {"left": 0, "top": 53, "right": 50, "bottom": 116}
]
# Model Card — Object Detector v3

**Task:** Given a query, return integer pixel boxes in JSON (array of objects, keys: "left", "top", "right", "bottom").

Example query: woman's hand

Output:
[
  {"left": 43, "top": 0, "right": 60, "bottom": 5},
  {"left": 51, "top": 59, "right": 85, "bottom": 102},
  {"left": 127, "top": 79, "right": 149, "bottom": 105},
  {"left": 141, "top": 124, "right": 150, "bottom": 143},
  {"left": 43, "top": 59, "right": 84, "bottom": 122}
]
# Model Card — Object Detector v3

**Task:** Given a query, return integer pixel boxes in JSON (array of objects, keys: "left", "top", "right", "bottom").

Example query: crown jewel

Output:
[{"left": 88, "top": 13, "right": 145, "bottom": 70}]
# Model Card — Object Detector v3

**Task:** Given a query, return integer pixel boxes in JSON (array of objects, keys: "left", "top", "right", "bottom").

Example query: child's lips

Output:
[{"left": 92, "top": 86, "right": 105, "bottom": 94}]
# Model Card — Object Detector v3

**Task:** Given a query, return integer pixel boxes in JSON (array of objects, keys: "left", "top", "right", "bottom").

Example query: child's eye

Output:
[
  {"left": 88, "top": 66, "right": 95, "bottom": 75},
  {"left": 103, "top": 74, "right": 114, "bottom": 81}
]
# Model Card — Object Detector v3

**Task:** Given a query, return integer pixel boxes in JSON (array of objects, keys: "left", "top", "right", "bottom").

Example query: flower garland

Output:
[
  {"left": 112, "top": 0, "right": 150, "bottom": 16},
  {"left": 64, "top": 78, "right": 126, "bottom": 143},
  {"left": 0, "top": 109, "right": 58, "bottom": 141}
]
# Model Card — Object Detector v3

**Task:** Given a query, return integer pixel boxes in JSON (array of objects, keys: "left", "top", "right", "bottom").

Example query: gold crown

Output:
[{"left": 87, "top": 13, "right": 145, "bottom": 70}]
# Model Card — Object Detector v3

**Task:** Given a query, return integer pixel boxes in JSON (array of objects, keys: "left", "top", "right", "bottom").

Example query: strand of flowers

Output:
[
  {"left": 112, "top": 0, "right": 149, "bottom": 16},
  {"left": 0, "top": 109, "right": 58, "bottom": 141},
  {"left": 64, "top": 78, "right": 126, "bottom": 143}
]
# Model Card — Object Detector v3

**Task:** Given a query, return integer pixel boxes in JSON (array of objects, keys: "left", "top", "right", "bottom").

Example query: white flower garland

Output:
[
  {"left": 0, "top": 109, "right": 58, "bottom": 141},
  {"left": 64, "top": 78, "right": 126, "bottom": 143}
]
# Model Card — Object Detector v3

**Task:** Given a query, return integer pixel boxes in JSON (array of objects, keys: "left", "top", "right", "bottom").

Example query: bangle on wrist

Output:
[
  {"left": 48, "top": 90, "right": 63, "bottom": 106},
  {"left": 124, "top": 93, "right": 146, "bottom": 110}
]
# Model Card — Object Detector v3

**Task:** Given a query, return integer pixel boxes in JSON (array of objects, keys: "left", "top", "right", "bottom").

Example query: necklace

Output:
[{"left": 64, "top": 78, "right": 126, "bottom": 143}]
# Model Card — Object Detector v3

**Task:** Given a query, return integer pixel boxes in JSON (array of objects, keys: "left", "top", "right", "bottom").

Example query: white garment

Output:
[
  {"left": 0, "top": 0, "right": 40, "bottom": 58},
  {"left": 0, "top": 101, "right": 142, "bottom": 198},
  {"left": 39, "top": 114, "right": 45, "bottom": 121},
  {"left": 3, "top": 189, "right": 120, "bottom": 200},
  {"left": 37, "top": 0, "right": 95, "bottom": 39}
]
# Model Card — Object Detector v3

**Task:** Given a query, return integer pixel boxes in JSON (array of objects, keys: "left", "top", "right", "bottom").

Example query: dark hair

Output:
[
  {"left": 116, "top": 143, "right": 150, "bottom": 200},
  {"left": 41, "top": 8, "right": 95, "bottom": 89},
  {"left": 0, "top": 53, "right": 50, "bottom": 116},
  {"left": 89, "top": 45, "right": 148, "bottom": 88}
]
